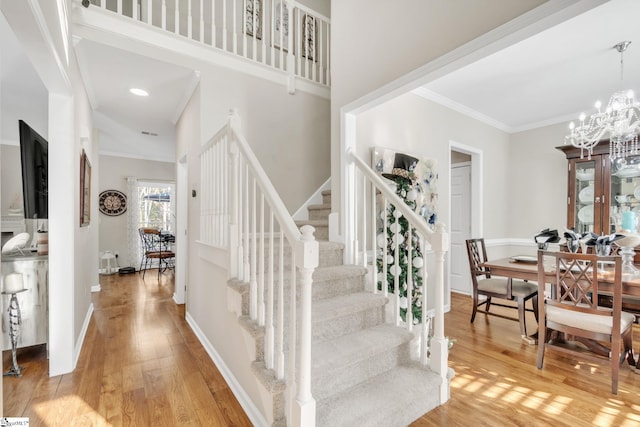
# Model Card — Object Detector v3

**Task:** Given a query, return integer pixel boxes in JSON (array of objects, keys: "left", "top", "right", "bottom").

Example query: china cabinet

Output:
[{"left": 558, "top": 143, "right": 640, "bottom": 236}]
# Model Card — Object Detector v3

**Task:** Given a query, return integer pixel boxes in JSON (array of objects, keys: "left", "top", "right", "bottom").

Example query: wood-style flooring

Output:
[
  {"left": 2, "top": 271, "right": 252, "bottom": 426},
  {"left": 4, "top": 277, "right": 640, "bottom": 426},
  {"left": 412, "top": 293, "right": 640, "bottom": 427}
]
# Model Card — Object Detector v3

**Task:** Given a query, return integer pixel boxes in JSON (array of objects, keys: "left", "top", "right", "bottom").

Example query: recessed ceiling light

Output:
[{"left": 129, "top": 88, "right": 149, "bottom": 97}]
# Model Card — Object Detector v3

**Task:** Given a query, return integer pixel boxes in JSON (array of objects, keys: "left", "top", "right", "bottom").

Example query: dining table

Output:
[{"left": 483, "top": 255, "right": 640, "bottom": 370}]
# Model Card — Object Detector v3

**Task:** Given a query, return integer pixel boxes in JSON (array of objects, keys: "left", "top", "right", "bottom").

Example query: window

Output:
[{"left": 137, "top": 181, "right": 175, "bottom": 232}]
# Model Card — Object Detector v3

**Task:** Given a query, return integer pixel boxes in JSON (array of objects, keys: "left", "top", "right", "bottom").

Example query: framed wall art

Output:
[
  {"left": 302, "top": 14, "right": 317, "bottom": 61},
  {"left": 80, "top": 149, "right": 92, "bottom": 227}
]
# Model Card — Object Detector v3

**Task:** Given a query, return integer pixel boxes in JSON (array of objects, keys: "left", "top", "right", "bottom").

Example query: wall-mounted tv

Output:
[{"left": 19, "top": 120, "right": 48, "bottom": 219}]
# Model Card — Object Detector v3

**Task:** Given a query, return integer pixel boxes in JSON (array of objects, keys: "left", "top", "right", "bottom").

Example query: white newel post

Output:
[
  {"left": 292, "top": 225, "right": 318, "bottom": 426},
  {"left": 430, "top": 222, "right": 450, "bottom": 403}
]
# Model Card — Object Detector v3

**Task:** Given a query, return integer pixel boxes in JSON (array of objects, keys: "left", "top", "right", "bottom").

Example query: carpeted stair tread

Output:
[
  {"left": 308, "top": 203, "right": 331, "bottom": 211},
  {"left": 312, "top": 324, "right": 412, "bottom": 373},
  {"left": 313, "top": 264, "right": 367, "bottom": 282},
  {"left": 316, "top": 364, "right": 442, "bottom": 427},
  {"left": 313, "top": 292, "right": 386, "bottom": 323},
  {"left": 295, "top": 219, "right": 329, "bottom": 227}
]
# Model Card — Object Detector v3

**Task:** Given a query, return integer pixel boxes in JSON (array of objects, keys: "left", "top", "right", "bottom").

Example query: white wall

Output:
[
  {"left": 0, "top": 145, "right": 23, "bottom": 214},
  {"left": 508, "top": 122, "right": 569, "bottom": 239},
  {"left": 198, "top": 63, "right": 330, "bottom": 213},
  {"left": 330, "top": 0, "right": 549, "bottom": 218},
  {"left": 98, "top": 154, "right": 176, "bottom": 267},
  {"left": 2, "top": 0, "right": 97, "bottom": 376}
]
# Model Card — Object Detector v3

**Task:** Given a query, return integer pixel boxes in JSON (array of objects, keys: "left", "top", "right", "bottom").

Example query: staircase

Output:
[{"left": 230, "top": 190, "right": 442, "bottom": 426}]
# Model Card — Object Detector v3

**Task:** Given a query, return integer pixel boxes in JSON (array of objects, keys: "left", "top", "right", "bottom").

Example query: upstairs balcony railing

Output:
[{"left": 84, "top": 0, "right": 330, "bottom": 88}]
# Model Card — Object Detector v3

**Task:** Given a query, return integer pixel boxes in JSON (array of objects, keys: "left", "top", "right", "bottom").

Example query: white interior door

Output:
[{"left": 450, "top": 163, "right": 471, "bottom": 294}]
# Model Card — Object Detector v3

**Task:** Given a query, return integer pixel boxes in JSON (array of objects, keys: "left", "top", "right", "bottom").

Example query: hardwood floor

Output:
[
  {"left": 412, "top": 293, "right": 640, "bottom": 427},
  {"left": 2, "top": 271, "right": 252, "bottom": 426},
  {"left": 4, "top": 278, "right": 640, "bottom": 426}
]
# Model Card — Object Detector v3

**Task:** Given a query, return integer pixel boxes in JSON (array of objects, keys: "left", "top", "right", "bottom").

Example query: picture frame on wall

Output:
[
  {"left": 273, "top": 0, "right": 289, "bottom": 50},
  {"left": 302, "top": 14, "right": 317, "bottom": 61},
  {"left": 245, "top": 0, "right": 262, "bottom": 39},
  {"left": 80, "top": 149, "right": 91, "bottom": 227}
]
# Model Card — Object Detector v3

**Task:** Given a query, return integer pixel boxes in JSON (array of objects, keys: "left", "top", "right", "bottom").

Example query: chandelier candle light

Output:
[{"left": 565, "top": 41, "right": 640, "bottom": 162}]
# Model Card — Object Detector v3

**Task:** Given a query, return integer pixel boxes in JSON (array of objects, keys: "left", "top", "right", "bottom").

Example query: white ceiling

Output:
[
  {"left": 73, "top": 39, "right": 199, "bottom": 162},
  {"left": 419, "top": 0, "right": 640, "bottom": 133},
  {"left": 2, "top": 0, "right": 640, "bottom": 158},
  {"left": 1, "top": 13, "right": 198, "bottom": 163}
]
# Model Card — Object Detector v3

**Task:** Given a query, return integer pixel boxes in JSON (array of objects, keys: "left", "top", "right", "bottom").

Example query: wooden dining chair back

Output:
[
  {"left": 465, "top": 238, "right": 538, "bottom": 341},
  {"left": 536, "top": 250, "right": 635, "bottom": 394},
  {"left": 139, "top": 227, "right": 175, "bottom": 279}
]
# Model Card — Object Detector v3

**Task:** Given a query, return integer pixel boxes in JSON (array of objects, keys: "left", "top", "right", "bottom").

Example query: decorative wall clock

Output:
[{"left": 98, "top": 190, "right": 127, "bottom": 216}]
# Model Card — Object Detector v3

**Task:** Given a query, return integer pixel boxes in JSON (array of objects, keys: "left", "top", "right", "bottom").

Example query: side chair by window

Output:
[
  {"left": 536, "top": 250, "right": 635, "bottom": 395},
  {"left": 139, "top": 227, "right": 175, "bottom": 279},
  {"left": 466, "top": 238, "right": 538, "bottom": 341}
]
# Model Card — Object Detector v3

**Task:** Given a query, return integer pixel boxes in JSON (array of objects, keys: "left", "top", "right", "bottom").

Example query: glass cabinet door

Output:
[
  {"left": 610, "top": 155, "right": 640, "bottom": 233},
  {"left": 573, "top": 160, "right": 597, "bottom": 234}
]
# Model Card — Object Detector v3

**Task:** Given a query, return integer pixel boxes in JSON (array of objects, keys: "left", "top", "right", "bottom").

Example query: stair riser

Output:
[
  {"left": 322, "top": 191, "right": 331, "bottom": 206},
  {"left": 312, "top": 342, "right": 411, "bottom": 400},
  {"left": 309, "top": 207, "right": 331, "bottom": 221},
  {"left": 313, "top": 305, "right": 385, "bottom": 342},
  {"left": 312, "top": 275, "right": 366, "bottom": 300},
  {"left": 258, "top": 247, "right": 343, "bottom": 268},
  {"left": 232, "top": 268, "right": 367, "bottom": 315},
  {"left": 312, "top": 226, "right": 329, "bottom": 241}
]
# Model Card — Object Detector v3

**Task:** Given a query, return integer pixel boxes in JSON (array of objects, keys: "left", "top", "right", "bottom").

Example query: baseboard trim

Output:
[
  {"left": 75, "top": 303, "right": 94, "bottom": 368},
  {"left": 185, "top": 311, "right": 267, "bottom": 427}
]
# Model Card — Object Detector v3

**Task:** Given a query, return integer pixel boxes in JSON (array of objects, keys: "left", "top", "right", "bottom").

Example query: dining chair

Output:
[
  {"left": 536, "top": 250, "right": 635, "bottom": 394},
  {"left": 465, "top": 238, "right": 538, "bottom": 340},
  {"left": 139, "top": 227, "right": 175, "bottom": 279}
]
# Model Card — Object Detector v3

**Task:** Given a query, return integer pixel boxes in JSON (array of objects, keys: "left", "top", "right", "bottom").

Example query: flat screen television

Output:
[{"left": 19, "top": 120, "right": 48, "bottom": 219}]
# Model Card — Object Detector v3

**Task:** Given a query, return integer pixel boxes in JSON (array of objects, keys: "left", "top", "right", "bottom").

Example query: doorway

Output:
[
  {"left": 450, "top": 159, "right": 471, "bottom": 294},
  {"left": 449, "top": 143, "right": 483, "bottom": 295}
]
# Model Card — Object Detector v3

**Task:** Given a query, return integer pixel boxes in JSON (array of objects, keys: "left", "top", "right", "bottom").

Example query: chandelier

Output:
[{"left": 565, "top": 41, "right": 640, "bottom": 162}]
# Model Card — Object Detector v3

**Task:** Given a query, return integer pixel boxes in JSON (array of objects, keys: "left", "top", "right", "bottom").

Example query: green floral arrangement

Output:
[{"left": 376, "top": 169, "right": 426, "bottom": 324}]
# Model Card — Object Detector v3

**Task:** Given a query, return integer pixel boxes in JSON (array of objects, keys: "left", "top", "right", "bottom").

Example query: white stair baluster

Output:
[
  {"left": 276, "top": 230, "right": 285, "bottom": 379},
  {"left": 250, "top": 178, "right": 257, "bottom": 320},
  {"left": 258, "top": 193, "right": 265, "bottom": 326},
  {"left": 232, "top": 0, "right": 237, "bottom": 53},
  {"left": 394, "top": 206, "right": 400, "bottom": 326},
  {"left": 420, "top": 234, "right": 429, "bottom": 365},
  {"left": 188, "top": 0, "right": 192, "bottom": 39},
  {"left": 406, "top": 227, "right": 413, "bottom": 330},
  {"left": 371, "top": 177, "right": 377, "bottom": 291},
  {"left": 175, "top": 0, "right": 179, "bottom": 35},
  {"left": 211, "top": 0, "right": 216, "bottom": 47},
  {"left": 244, "top": 165, "right": 250, "bottom": 281},
  {"left": 199, "top": 0, "right": 204, "bottom": 42},
  {"left": 265, "top": 210, "right": 274, "bottom": 370},
  {"left": 361, "top": 173, "right": 366, "bottom": 267},
  {"left": 380, "top": 199, "right": 388, "bottom": 296},
  {"left": 161, "top": 0, "right": 166, "bottom": 30}
]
